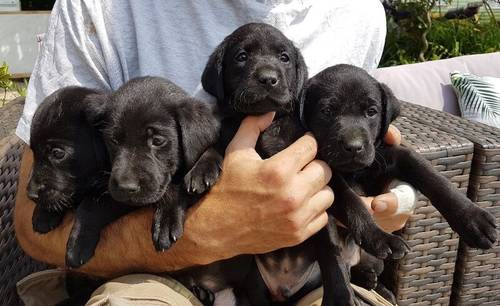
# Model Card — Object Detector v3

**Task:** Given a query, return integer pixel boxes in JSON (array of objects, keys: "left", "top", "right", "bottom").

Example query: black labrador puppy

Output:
[
  {"left": 95, "top": 76, "right": 221, "bottom": 252},
  {"left": 302, "top": 64, "right": 498, "bottom": 288},
  {"left": 28, "top": 86, "right": 133, "bottom": 267},
  {"left": 201, "top": 23, "right": 356, "bottom": 306}
]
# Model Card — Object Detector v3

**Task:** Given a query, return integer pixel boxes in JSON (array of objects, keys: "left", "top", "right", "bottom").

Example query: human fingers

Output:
[
  {"left": 226, "top": 112, "right": 275, "bottom": 154},
  {"left": 269, "top": 132, "right": 318, "bottom": 174},
  {"left": 371, "top": 192, "right": 399, "bottom": 215},
  {"left": 384, "top": 125, "right": 402, "bottom": 146},
  {"left": 360, "top": 195, "right": 375, "bottom": 215},
  {"left": 302, "top": 186, "right": 334, "bottom": 225},
  {"left": 295, "top": 160, "right": 332, "bottom": 198},
  {"left": 302, "top": 212, "right": 329, "bottom": 242}
]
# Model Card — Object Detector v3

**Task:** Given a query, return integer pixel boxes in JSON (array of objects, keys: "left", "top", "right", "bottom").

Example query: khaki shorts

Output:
[{"left": 17, "top": 269, "right": 395, "bottom": 306}]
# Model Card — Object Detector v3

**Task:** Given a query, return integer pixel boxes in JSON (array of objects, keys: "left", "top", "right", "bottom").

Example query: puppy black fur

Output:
[
  {"left": 303, "top": 64, "right": 497, "bottom": 278},
  {"left": 96, "top": 76, "right": 221, "bottom": 252},
  {"left": 202, "top": 23, "right": 355, "bottom": 306},
  {"left": 29, "top": 86, "right": 133, "bottom": 268}
]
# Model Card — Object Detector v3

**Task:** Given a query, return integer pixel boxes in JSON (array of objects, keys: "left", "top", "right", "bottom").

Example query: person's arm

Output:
[
  {"left": 15, "top": 113, "right": 333, "bottom": 278},
  {"left": 15, "top": 114, "right": 411, "bottom": 278}
]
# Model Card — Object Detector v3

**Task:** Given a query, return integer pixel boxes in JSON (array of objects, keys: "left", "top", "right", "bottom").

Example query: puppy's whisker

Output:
[
  {"left": 242, "top": 89, "right": 251, "bottom": 108},
  {"left": 96, "top": 191, "right": 107, "bottom": 204}
]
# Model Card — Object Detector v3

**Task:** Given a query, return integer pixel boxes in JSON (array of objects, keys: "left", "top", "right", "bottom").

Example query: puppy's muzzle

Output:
[
  {"left": 338, "top": 127, "right": 371, "bottom": 162},
  {"left": 27, "top": 180, "right": 45, "bottom": 201},
  {"left": 256, "top": 67, "right": 279, "bottom": 88},
  {"left": 340, "top": 137, "right": 365, "bottom": 156},
  {"left": 110, "top": 168, "right": 141, "bottom": 200},
  {"left": 113, "top": 177, "right": 140, "bottom": 194}
]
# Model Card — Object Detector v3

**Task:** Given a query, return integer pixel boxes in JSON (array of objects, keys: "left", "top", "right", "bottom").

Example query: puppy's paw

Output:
[
  {"left": 357, "top": 229, "right": 410, "bottom": 260},
  {"left": 152, "top": 209, "right": 184, "bottom": 252},
  {"left": 32, "top": 208, "right": 64, "bottom": 234},
  {"left": 351, "top": 267, "right": 378, "bottom": 290},
  {"left": 184, "top": 150, "right": 222, "bottom": 194},
  {"left": 65, "top": 233, "right": 98, "bottom": 269},
  {"left": 453, "top": 206, "right": 497, "bottom": 249},
  {"left": 191, "top": 285, "right": 215, "bottom": 306},
  {"left": 184, "top": 162, "right": 220, "bottom": 194},
  {"left": 66, "top": 244, "right": 96, "bottom": 269}
]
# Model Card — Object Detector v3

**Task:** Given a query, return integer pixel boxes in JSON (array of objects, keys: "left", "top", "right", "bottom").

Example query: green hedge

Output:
[{"left": 380, "top": 16, "right": 500, "bottom": 67}]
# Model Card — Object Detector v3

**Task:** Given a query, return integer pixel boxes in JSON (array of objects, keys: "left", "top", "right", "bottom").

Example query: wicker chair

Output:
[
  {"left": 0, "top": 109, "right": 495, "bottom": 306},
  {"left": 391, "top": 116, "right": 473, "bottom": 306},
  {"left": 0, "top": 135, "right": 46, "bottom": 306},
  {"left": 401, "top": 102, "right": 500, "bottom": 306}
]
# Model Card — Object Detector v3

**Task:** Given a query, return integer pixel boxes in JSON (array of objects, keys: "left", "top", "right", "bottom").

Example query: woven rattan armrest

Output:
[
  {"left": 400, "top": 101, "right": 500, "bottom": 306},
  {"left": 389, "top": 116, "right": 474, "bottom": 306},
  {"left": 0, "top": 135, "right": 46, "bottom": 306}
]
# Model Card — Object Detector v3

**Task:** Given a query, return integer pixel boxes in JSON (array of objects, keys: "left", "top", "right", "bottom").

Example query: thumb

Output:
[
  {"left": 384, "top": 125, "right": 402, "bottom": 146},
  {"left": 371, "top": 192, "right": 398, "bottom": 215},
  {"left": 226, "top": 112, "right": 275, "bottom": 154}
]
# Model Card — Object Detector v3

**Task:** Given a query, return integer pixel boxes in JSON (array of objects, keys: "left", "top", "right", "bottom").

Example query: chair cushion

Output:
[
  {"left": 373, "top": 52, "right": 500, "bottom": 115},
  {"left": 450, "top": 71, "right": 500, "bottom": 128}
]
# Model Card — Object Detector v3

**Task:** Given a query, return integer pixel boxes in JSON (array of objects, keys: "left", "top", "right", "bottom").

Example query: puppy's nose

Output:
[
  {"left": 257, "top": 69, "right": 279, "bottom": 87},
  {"left": 342, "top": 139, "right": 364, "bottom": 154},
  {"left": 114, "top": 178, "right": 141, "bottom": 194},
  {"left": 27, "top": 191, "right": 39, "bottom": 201},
  {"left": 27, "top": 182, "right": 45, "bottom": 201}
]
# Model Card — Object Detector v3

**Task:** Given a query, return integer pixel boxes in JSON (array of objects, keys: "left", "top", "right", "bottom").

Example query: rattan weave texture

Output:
[
  {"left": 393, "top": 116, "right": 474, "bottom": 306},
  {"left": 401, "top": 102, "right": 500, "bottom": 306},
  {"left": 0, "top": 135, "right": 46, "bottom": 306}
]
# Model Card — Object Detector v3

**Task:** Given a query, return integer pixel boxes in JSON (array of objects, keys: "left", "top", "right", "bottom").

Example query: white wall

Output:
[{"left": 0, "top": 12, "right": 50, "bottom": 76}]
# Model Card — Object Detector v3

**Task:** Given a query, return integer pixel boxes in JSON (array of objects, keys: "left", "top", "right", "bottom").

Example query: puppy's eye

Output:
[
  {"left": 279, "top": 52, "right": 290, "bottom": 63},
  {"left": 321, "top": 107, "right": 333, "bottom": 117},
  {"left": 147, "top": 128, "right": 167, "bottom": 148},
  {"left": 234, "top": 51, "right": 248, "bottom": 63},
  {"left": 50, "top": 147, "right": 66, "bottom": 160},
  {"left": 151, "top": 136, "right": 166, "bottom": 147},
  {"left": 366, "top": 106, "right": 378, "bottom": 117}
]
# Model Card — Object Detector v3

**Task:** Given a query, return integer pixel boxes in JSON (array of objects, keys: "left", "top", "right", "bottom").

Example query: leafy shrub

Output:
[
  {"left": 0, "top": 62, "right": 13, "bottom": 106},
  {"left": 380, "top": 1, "right": 500, "bottom": 67}
]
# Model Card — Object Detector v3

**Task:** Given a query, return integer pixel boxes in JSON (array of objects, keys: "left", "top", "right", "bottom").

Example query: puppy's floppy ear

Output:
[
  {"left": 201, "top": 38, "right": 228, "bottom": 101},
  {"left": 80, "top": 92, "right": 110, "bottom": 172},
  {"left": 176, "top": 99, "right": 221, "bottom": 170},
  {"left": 293, "top": 46, "right": 308, "bottom": 100},
  {"left": 298, "top": 84, "right": 309, "bottom": 129},
  {"left": 379, "top": 83, "right": 401, "bottom": 138}
]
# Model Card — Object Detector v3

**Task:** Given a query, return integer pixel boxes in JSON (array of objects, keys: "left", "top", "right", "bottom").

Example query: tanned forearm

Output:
[
  {"left": 14, "top": 118, "right": 407, "bottom": 279},
  {"left": 15, "top": 149, "right": 231, "bottom": 278},
  {"left": 14, "top": 123, "right": 332, "bottom": 279}
]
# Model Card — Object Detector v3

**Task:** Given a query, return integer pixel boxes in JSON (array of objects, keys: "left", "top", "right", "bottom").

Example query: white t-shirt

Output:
[{"left": 16, "top": 0, "right": 387, "bottom": 143}]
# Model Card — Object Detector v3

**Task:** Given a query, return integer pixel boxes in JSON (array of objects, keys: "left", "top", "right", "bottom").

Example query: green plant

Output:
[
  {"left": 427, "top": 18, "right": 500, "bottom": 58},
  {"left": 12, "top": 79, "right": 29, "bottom": 97},
  {"left": 0, "top": 62, "right": 13, "bottom": 106},
  {"left": 381, "top": 1, "right": 500, "bottom": 67}
]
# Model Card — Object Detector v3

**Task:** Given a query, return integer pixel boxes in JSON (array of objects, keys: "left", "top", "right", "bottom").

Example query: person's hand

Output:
[
  {"left": 184, "top": 112, "right": 334, "bottom": 262},
  {"left": 361, "top": 192, "right": 414, "bottom": 233},
  {"left": 360, "top": 125, "right": 415, "bottom": 233}
]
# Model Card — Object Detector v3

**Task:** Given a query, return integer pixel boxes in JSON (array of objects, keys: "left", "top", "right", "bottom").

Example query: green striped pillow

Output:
[{"left": 450, "top": 71, "right": 500, "bottom": 128}]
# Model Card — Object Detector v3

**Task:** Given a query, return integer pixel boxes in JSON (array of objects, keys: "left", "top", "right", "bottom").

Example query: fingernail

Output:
[{"left": 373, "top": 200, "right": 387, "bottom": 213}]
